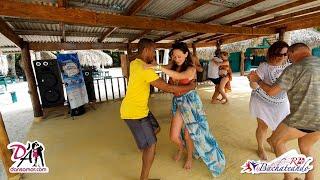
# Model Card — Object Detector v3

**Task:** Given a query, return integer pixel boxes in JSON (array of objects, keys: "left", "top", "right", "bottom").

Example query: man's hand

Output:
[{"left": 248, "top": 71, "right": 260, "bottom": 82}]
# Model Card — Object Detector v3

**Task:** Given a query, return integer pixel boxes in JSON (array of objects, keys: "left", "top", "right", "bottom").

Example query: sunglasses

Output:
[{"left": 277, "top": 53, "right": 288, "bottom": 57}]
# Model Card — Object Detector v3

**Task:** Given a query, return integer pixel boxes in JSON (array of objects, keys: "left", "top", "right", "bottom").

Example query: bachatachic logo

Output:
[
  {"left": 8, "top": 141, "right": 49, "bottom": 173},
  {"left": 241, "top": 149, "right": 313, "bottom": 174}
]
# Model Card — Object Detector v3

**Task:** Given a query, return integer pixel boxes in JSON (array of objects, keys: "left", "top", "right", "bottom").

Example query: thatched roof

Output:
[{"left": 290, "top": 28, "right": 320, "bottom": 48}]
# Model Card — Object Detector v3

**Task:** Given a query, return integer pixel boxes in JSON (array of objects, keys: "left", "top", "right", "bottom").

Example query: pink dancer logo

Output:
[
  {"left": 8, "top": 141, "right": 49, "bottom": 173},
  {"left": 241, "top": 150, "right": 313, "bottom": 174}
]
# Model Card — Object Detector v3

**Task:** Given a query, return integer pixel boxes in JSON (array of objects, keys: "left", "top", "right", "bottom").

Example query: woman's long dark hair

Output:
[
  {"left": 170, "top": 41, "right": 194, "bottom": 72},
  {"left": 267, "top": 41, "right": 289, "bottom": 63}
]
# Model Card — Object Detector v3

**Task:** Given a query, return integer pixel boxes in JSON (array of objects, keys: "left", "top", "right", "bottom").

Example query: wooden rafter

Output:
[
  {"left": 0, "top": 18, "right": 23, "bottom": 48},
  {"left": 132, "top": 0, "right": 211, "bottom": 43},
  {"left": 189, "top": 0, "right": 316, "bottom": 43},
  {"left": 259, "top": 12, "right": 320, "bottom": 28},
  {"left": 175, "top": 0, "right": 266, "bottom": 42},
  {"left": 28, "top": 42, "right": 217, "bottom": 51},
  {"left": 200, "top": 0, "right": 265, "bottom": 23},
  {"left": 100, "top": 0, "right": 150, "bottom": 43},
  {"left": 250, "top": 6, "right": 320, "bottom": 27},
  {"left": 0, "top": 1, "right": 274, "bottom": 35},
  {"left": 226, "top": 0, "right": 316, "bottom": 25},
  {"left": 126, "top": 0, "right": 150, "bottom": 16},
  {"left": 57, "top": 0, "right": 67, "bottom": 42}
]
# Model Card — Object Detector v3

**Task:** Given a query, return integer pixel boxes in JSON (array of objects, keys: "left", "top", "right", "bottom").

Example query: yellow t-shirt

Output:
[{"left": 120, "top": 59, "right": 159, "bottom": 119}]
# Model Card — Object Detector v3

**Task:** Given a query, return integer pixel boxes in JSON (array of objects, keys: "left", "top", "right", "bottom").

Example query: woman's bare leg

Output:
[
  {"left": 183, "top": 128, "right": 194, "bottom": 170},
  {"left": 256, "top": 118, "right": 268, "bottom": 160},
  {"left": 219, "top": 77, "right": 229, "bottom": 104},
  {"left": 170, "top": 110, "right": 184, "bottom": 161}
]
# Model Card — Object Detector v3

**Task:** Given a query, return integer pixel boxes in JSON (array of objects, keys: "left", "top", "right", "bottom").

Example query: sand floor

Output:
[
  {"left": 1, "top": 75, "right": 319, "bottom": 180},
  {"left": 21, "top": 75, "right": 320, "bottom": 180}
]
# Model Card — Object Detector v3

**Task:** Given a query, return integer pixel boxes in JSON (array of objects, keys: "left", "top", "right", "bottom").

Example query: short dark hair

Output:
[
  {"left": 138, "top": 38, "right": 154, "bottom": 53},
  {"left": 267, "top": 41, "right": 289, "bottom": 61},
  {"left": 288, "top": 43, "right": 310, "bottom": 52}
]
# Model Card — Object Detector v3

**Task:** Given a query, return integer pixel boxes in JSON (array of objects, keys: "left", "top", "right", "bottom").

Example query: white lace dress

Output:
[{"left": 249, "top": 62, "right": 291, "bottom": 130}]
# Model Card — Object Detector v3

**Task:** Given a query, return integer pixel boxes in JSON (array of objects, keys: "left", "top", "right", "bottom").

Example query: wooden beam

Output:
[
  {"left": 277, "top": 28, "right": 286, "bottom": 41},
  {"left": 29, "top": 42, "right": 217, "bottom": 51},
  {"left": 21, "top": 42, "right": 43, "bottom": 117},
  {"left": 126, "top": 0, "right": 150, "bottom": 16},
  {"left": 278, "top": 15, "right": 320, "bottom": 32},
  {"left": 29, "top": 42, "right": 128, "bottom": 51},
  {"left": 154, "top": 32, "right": 179, "bottom": 42},
  {"left": 130, "top": 0, "right": 211, "bottom": 43},
  {"left": 259, "top": 12, "right": 320, "bottom": 28},
  {"left": 170, "top": 0, "right": 210, "bottom": 20},
  {"left": 99, "top": 27, "right": 118, "bottom": 42},
  {"left": 226, "top": 0, "right": 316, "bottom": 25},
  {"left": 0, "top": 112, "right": 20, "bottom": 179},
  {"left": 60, "top": 22, "right": 66, "bottom": 42},
  {"left": 250, "top": 6, "right": 320, "bottom": 27},
  {"left": 101, "top": 0, "right": 150, "bottom": 43},
  {"left": 0, "top": 18, "right": 23, "bottom": 48},
  {"left": 201, "top": 0, "right": 265, "bottom": 23},
  {"left": 177, "top": 0, "right": 266, "bottom": 42}
]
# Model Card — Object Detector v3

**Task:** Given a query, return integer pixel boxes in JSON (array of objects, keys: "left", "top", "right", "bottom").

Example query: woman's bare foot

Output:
[
  {"left": 211, "top": 99, "right": 221, "bottom": 104},
  {"left": 221, "top": 98, "right": 228, "bottom": 104},
  {"left": 173, "top": 149, "right": 183, "bottom": 162},
  {"left": 257, "top": 149, "right": 268, "bottom": 160},
  {"left": 184, "top": 158, "right": 192, "bottom": 170},
  {"left": 267, "top": 138, "right": 274, "bottom": 153}
]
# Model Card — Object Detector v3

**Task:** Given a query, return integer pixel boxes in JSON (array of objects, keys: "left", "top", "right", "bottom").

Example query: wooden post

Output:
[
  {"left": 192, "top": 43, "right": 197, "bottom": 56},
  {"left": 0, "top": 112, "right": 20, "bottom": 179},
  {"left": 240, "top": 51, "right": 245, "bottom": 76},
  {"left": 21, "top": 42, "right": 43, "bottom": 117},
  {"left": 277, "top": 28, "right": 286, "bottom": 41}
]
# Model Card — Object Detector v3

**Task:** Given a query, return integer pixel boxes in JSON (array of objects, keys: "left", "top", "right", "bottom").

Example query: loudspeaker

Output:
[
  {"left": 33, "top": 60, "right": 65, "bottom": 108},
  {"left": 82, "top": 69, "right": 96, "bottom": 102},
  {"left": 70, "top": 105, "right": 86, "bottom": 116}
]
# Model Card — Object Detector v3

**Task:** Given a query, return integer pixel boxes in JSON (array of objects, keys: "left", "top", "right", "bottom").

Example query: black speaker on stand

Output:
[
  {"left": 82, "top": 69, "right": 96, "bottom": 102},
  {"left": 33, "top": 60, "right": 65, "bottom": 108}
]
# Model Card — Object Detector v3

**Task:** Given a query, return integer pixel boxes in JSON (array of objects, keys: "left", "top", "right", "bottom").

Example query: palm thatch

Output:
[{"left": 289, "top": 28, "right": 320, "bottom": 48}]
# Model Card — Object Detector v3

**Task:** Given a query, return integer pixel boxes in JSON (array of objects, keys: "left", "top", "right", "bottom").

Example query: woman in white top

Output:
[{"left": 248, "top": 41, "right": 291, "bottom": 160}]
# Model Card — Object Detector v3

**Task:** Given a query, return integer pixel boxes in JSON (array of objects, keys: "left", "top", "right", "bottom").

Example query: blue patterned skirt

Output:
[{"left": 172, "top": 90, "right": 226, "bottom": 177}]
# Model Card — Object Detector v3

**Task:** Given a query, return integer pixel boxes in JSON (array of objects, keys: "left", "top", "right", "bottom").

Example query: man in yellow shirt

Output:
[{"left": 120, "top": 38, "right": 195, "bottom": 180}]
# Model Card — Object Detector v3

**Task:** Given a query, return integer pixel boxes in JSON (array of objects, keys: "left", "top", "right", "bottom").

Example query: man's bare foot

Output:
[
  {"left": 184, "top": 159, "right": 192, "bottom": 170},
  {"left": 257, "top": 149, "right": 267, "bottom": 160},
  {"left": 173, "top": 149, "right": 183, "bottom": 162}
]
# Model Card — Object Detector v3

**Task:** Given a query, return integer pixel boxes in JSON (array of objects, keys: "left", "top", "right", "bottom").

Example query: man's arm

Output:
[
  {"left": 150, "top": 78, "right": 196, "bottom": 95},
  {"left": 257, "top": 81, "right": 283, "bottom": 96}
]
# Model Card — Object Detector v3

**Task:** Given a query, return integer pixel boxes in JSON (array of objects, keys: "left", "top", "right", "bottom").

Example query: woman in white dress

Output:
[{"left": 249, "top": 41, "right": 291, "bottom": 160}]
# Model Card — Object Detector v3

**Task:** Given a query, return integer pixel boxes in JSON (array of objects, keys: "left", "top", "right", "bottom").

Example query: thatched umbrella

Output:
[
  {"left": 34, "top": 50, "right": 113, "bottom": 68},
  {"left": 0, "top": 55, "right": 8, "bottom": 75}
]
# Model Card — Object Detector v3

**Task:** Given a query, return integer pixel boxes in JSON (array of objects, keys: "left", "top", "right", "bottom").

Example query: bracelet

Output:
[{"left": 155, "top": 65, "right": 162, "bottom": 71}]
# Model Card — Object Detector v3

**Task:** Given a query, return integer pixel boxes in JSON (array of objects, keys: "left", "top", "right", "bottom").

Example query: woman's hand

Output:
[
  {"left": 248, "top": 71, "right": 260, "bottom": 82},
  {"left": 144, "top": 64, "right": 156, "bottom": 70},
  {"left": 249, "top": 81, "right": 259, "bottom": 90}
]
